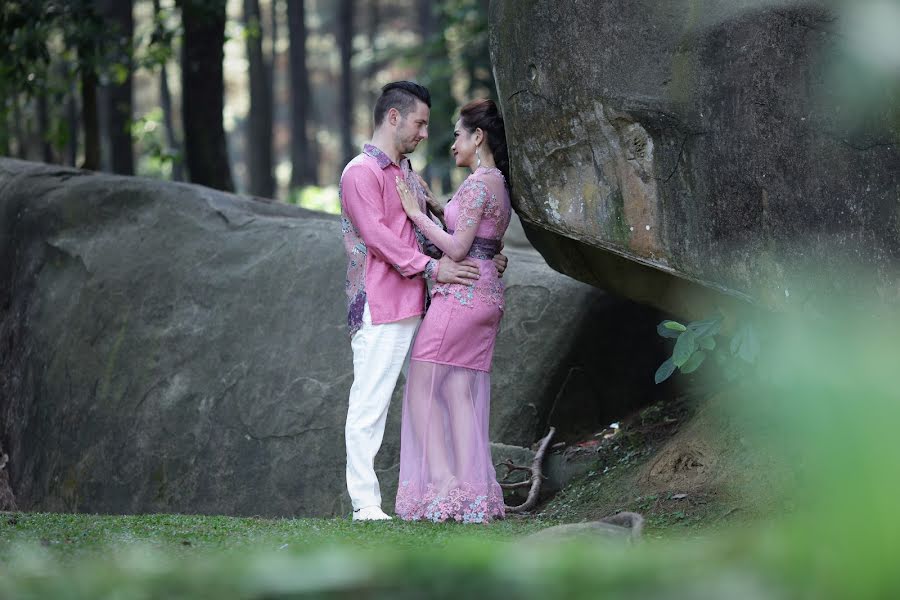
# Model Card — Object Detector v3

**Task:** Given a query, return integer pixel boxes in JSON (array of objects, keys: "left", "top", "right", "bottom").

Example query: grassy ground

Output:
[{"left": 0, "top": 511, "right": 551, "bottom": 562}]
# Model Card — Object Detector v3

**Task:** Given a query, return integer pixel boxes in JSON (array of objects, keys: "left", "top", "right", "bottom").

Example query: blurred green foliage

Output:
[
  {"left": 0, "top": 1, "right": 131, "bottom": 99},
  {"left": 287, "top": 185, "right": 340, "bottom": 214},
  {"left": 132, "top": 108, "right": 183, "bottom": 179}
]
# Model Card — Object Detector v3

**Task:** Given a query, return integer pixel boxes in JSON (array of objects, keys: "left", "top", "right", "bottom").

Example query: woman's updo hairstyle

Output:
[{"left": 459, "top": 98, "right": 510, "bottom": 188}]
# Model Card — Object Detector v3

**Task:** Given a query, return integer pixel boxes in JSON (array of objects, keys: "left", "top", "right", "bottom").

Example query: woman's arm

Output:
[{"left": 396, "top": 176, "right": 487, "bottom": 262}]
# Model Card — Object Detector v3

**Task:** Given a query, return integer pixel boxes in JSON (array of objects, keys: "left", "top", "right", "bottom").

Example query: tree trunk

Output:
[
  {"left": 179, "top": 0, "right": 234, "bottom": 191},
  {"left": 269, "top": 0, "right": 280, "bottom": 193},
  {"left": 287, "top": 0, "right": 316, "bottom": 186},
  {"left": 420, "top": 1, "right": 453, "bottom": 193},
  {"left": 36, "top": 92, "right": 53, "bottom": 163},
  {"left": 0, "top": 111, "right": 8, "bottom": 157},
  {"left": 97, "top": 85, "right": 111, "bottom": 170},
  {"left": 337, "top": 0, "right": 355, "bottom": 167},
  {"left": 160, "top": 64, "right": 184, "bottom": 181},
  {"left": 67, "top": 80, "right": 80, "bottom": 167},
  {"left": 243, "top": 0, "right": 275, "bottom": 198},
  {"left": 152, "top": 0, "right": 184, "bottom": 181},
  {"left": 366, "top": 0, "right": 380, "bottom": 108},
  {"left": 11, "top": 96, "right": 26, "bottom": 159},
  {"left": 80, "top": 65, "right": 101, "bottom": 171},
  {"left": 269, "top": 0, "right": 278, "bottom": 74},
  {"left": 98, "top": 0, "right": 135, "bottom": 175}
]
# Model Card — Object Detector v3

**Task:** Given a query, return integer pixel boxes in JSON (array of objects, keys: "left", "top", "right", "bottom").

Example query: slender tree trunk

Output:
[
  {"left": 179, "top": 0, "right": 234, "bottom": 191},
  {"left": 269, "top": 0, "right": 278, "bottom": 74},
  {"left": 0, "top": 110, "right": 9, "bottom": 157},
  {"left": 67, "top": 80, "right": 80, "bottom": 167},
  {"left": 36, "top": 92, "right": 53, "bottom": 163},
  {"left": 152, "top": 0, "right": 184, "bottom": 181},
  {"left": 12, "top": 97, "right": 25, "bottom": 159},
  {"left": 160, "top": 64, "right": 184, "bottom": 181},
  {"left": 420, "top": 1, "right": 452, "bottom": 192},
  {"left": 269, "top": 0, "right": 279, "bottom": 189},
  {"left": 97, "top": 85, "right": 111, "bottom": 170},
  {"left": 98, "top": 0, "right": 135, "bottom": 175},
  {"left": 287, "top": 0, "right": 315, "bottom": 186},
  {"left": 80, "top": 65, "right": 101, "bottom": 170},
  {"left": 366, "top": 0, "right": 379, "bottom": 108},
  {"left": 417, "top": 0, "right": 431, "bottom": 50},
  {"left": 337, "top": 0, "right": 355, "bottom": 166},
  {"left": 243, "top": 0, "right": 275, "bottom": 197}
]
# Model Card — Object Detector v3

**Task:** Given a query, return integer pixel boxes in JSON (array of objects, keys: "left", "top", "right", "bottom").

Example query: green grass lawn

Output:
[
  {"left": 0, "top": 511, "right": 551, "bottom": 561},
  {"left": 4, "top": 509, "right": 898, "bottom": 600},
  {"left": 0, "top": 511, "right": 657, "bottom": 599}
]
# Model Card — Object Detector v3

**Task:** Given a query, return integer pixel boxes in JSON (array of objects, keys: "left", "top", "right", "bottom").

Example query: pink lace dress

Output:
[{"left": 394, "top": 167, "right": 511, "bottom": 523}]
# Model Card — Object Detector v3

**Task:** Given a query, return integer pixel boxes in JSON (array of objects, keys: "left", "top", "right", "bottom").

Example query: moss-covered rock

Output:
[{"left": 491, "top": 0, "right": 900, "bottom": 318}]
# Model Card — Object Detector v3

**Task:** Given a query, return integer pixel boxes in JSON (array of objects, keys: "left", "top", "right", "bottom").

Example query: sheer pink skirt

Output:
[{"left": 394, "top": 359, "right": 505, "bottom": 523}]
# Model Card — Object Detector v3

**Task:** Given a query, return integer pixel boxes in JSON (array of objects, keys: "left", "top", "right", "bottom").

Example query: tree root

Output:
[{"left": 500, "top": 427, "right": 556, "bottom": 514}]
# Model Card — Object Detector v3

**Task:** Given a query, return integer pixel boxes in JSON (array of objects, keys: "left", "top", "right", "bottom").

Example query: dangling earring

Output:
[{"left": 476, "top": 146, "right": 482, "bottom": 168}]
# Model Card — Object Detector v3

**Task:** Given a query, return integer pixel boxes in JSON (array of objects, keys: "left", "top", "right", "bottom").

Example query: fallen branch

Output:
[
  {"left": 498, "top": 480, "right": 532, "bottom": 490},
  {"left": 495, "top": 459, "right": 535, "bottom": 475},
  {"left": 504, "top": 427, "right": 556, "bottom": 514}
]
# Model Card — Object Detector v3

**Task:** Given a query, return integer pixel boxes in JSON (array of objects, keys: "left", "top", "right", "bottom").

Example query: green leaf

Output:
[
  {"left": 663, "top": 320, "right": 687, "bottom": 332},
  {"left": 680, "top": 351, "right": 707, "bottom": 374},
  {"left": 731, "top": 323, "right": 760, "bottom": 364},
  {"left": 654, "top": 358, "right": 676, "bottom": 384},
  {"left": 657, "top": 322, "right": 681, "bottom": 339},
  {"left": 699, "top": 336, "right": 716, "bottom": 350},
  {"left": 672, "top": 330, "right": 697, "bottom": 367},
  {"left": 689, "top": 318, "right": 722, "bottom": 338}
]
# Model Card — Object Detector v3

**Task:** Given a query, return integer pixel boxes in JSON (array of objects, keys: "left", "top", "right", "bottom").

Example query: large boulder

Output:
[
  {"left": 0, "top": 440, "right": 15, "bottom": 511},
  {"left": 490, "top": 1, "right": 900, "bottom": 318},
  {"left": 0, "top": 159, "right": 667, "bottom": 517}
]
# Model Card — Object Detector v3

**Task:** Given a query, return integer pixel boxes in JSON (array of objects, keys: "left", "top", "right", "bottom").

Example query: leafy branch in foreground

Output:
[{"left": 654, "top": 315, "right": 760, "bottom": 384}]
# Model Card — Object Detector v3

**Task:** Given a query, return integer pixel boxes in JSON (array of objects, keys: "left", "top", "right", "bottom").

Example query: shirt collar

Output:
[{"left": 363, "top": 143, "right": 408, "bottom": 170}]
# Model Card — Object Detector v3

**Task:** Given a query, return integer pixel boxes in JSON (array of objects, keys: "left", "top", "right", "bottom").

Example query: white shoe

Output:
[{"left": 352, "top": 506, "right": 393, "bottom": 521}]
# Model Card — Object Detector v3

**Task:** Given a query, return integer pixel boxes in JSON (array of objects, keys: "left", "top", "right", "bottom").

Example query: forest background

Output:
[{"left": 0, "top": 0, "right": 493, "bottom": 212}]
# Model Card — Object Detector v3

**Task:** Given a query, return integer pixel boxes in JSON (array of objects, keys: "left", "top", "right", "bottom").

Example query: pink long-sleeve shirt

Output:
[{"left": 339, "top": 144, "right": 438, "bottom": 336}]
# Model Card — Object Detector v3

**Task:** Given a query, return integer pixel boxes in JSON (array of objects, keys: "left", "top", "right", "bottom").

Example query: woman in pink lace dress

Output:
[{"left": 393, "top": 99, "right": 511, "bottom": 523}]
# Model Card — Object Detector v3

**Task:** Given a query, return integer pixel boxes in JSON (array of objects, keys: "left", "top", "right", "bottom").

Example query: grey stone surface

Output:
[
  {"left": 0, "top": 159, "right": 666, "bottom": 516},
  {"left": 1, "top": 159, "right": 352, "bottom": 517},
  {"left": 491, "top": 1, "right": 900, "bottom": 318},
  {"left": 0, "top": 441, "right": 15, "bottom": 511},
  {"left": 526, "top": 512, "right": 644, "bottom": 542}
]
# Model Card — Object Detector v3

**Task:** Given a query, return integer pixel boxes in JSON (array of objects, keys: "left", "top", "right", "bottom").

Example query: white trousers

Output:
[{"left": 346, "top": 302, "right": 419, "bottom": 511}]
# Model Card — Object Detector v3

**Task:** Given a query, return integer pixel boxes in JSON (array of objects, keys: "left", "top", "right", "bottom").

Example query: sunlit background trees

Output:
[{"left": 0, "top": 0, "right": 495, "bottom": 211}]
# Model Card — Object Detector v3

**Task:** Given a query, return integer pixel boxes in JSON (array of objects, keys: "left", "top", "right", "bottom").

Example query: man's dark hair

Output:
[{"left": 373, "top": 81, "right": 431, "bottom": 127}]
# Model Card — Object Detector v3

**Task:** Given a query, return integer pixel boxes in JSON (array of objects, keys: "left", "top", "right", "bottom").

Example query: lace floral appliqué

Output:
[
  {"left": 455, "top": 179, "right": 488, "bottom": 232},
  {"left": 396, "top": 481, "right": 505, "bottom": 524}
]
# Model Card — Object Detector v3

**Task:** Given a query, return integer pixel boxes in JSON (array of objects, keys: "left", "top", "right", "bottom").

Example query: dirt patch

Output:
[
  {"left": 537, "top": 392, "right": 784, "bottom": 535},
  {"left": 639, "top": 438, "right": 717, "bottom": 492}
]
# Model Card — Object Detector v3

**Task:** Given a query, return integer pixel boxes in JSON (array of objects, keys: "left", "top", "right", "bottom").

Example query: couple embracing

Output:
[{"left": 340, "top": 81, "right": 511, "bottom": 524}]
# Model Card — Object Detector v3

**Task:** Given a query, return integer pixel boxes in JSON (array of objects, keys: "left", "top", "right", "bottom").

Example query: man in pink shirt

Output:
[{"left": 340, "top": 81, "right": 505, "bottom": 521}]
